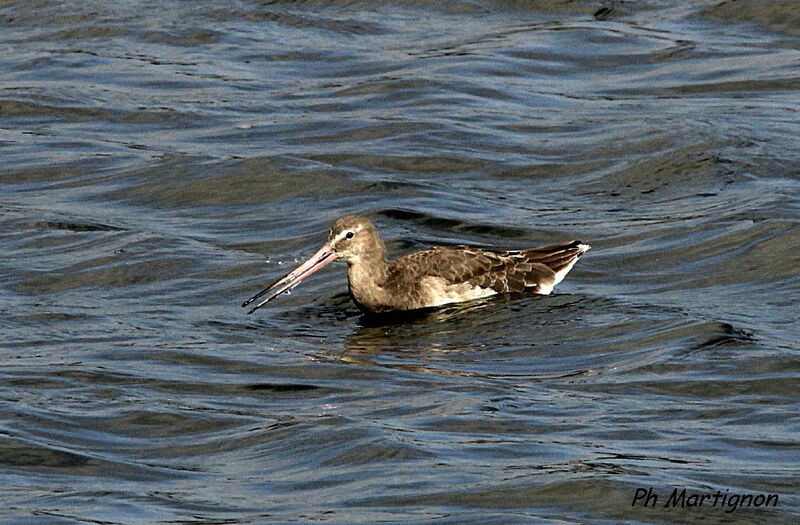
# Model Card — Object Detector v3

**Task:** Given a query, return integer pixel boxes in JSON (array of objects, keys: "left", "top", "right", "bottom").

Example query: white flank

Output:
[{"left": 421, "top": 276, "right": 496, "bottom": 307}]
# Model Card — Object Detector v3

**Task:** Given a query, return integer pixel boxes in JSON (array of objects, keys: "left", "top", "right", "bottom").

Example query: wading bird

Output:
[{"left": 243, "top": 215, "right": 589, "bottom": 314}]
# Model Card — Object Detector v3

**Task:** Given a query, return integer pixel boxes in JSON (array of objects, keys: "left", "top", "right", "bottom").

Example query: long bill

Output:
[{"left": 242, "top": 243, "right": 337, "bottom": 314}]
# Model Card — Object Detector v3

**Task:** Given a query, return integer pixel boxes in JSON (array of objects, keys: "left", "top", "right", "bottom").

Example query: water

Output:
[{"left": 1, "top": 1, "right": 799, "bottom": 523}]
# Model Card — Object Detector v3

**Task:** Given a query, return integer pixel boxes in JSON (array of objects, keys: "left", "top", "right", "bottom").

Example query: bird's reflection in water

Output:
[
  {"left": 320, "top": 294, "right": 593, "bottom": 382},
  {"left": 348, "top": 296, "right": 502, "bottom": 351}
]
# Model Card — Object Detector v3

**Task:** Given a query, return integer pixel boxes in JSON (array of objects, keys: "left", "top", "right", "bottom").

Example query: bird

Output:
[{"left": 242, "top": 215, "right": 590, "bottom": 314}]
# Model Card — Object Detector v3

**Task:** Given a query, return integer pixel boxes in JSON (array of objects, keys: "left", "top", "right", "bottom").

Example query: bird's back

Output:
[{"left": 380, "top": 240, "right": 589, "bottom": 309}]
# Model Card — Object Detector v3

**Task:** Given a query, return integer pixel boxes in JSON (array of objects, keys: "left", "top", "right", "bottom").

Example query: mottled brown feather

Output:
[
  {"left": 247, "top": 214, "right": 589, "bottom": 314},
  {"left": 384, "top": 240, "right": 586, "bottom": 300}
]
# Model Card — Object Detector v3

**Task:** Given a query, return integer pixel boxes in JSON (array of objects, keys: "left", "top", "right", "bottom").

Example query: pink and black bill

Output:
[{"left": 242, "top": 243, "right": 337, "bottom": 314}]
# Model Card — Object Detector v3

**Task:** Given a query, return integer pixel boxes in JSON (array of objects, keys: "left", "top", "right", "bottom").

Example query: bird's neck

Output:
[{"left": 346, "top": 252, "right": 390, "bottom": 309}]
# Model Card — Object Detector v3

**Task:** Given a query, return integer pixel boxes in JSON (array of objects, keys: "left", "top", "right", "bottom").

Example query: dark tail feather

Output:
[{"left": 522, "top": 240, "right": 589, "bottom": 274}]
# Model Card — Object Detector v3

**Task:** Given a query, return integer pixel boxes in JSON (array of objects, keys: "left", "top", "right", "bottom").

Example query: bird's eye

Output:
[{"left": 345, "top": 231, "right": 355, "bottom": 240}]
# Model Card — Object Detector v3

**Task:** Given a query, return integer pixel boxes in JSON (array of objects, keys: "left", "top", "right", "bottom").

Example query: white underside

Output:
[
  {"left": 537, "top": 283, "right": 555, "bottom": 295},
  {"left": 421, "top": 276, "right": 496, "bottom": 308}
]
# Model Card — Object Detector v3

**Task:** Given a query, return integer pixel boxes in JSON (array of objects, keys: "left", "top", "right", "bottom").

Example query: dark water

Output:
[{"left": 2, "top": 0, "right": 799, "bottom": 523}]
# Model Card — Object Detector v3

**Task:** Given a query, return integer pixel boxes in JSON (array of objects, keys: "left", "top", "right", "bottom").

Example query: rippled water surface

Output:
[{"left": 2, "top": 0, "right": 799, "bottom": 523}]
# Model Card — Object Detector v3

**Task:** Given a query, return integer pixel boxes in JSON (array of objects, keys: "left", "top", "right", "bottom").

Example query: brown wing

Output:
[{"left": 389, "top": 242, "right": 586, "bottom": 294}]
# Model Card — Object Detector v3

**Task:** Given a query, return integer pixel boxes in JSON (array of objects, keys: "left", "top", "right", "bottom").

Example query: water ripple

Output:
[{"left": 1, "top": 0, "right": 799, "bottom": 523}]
